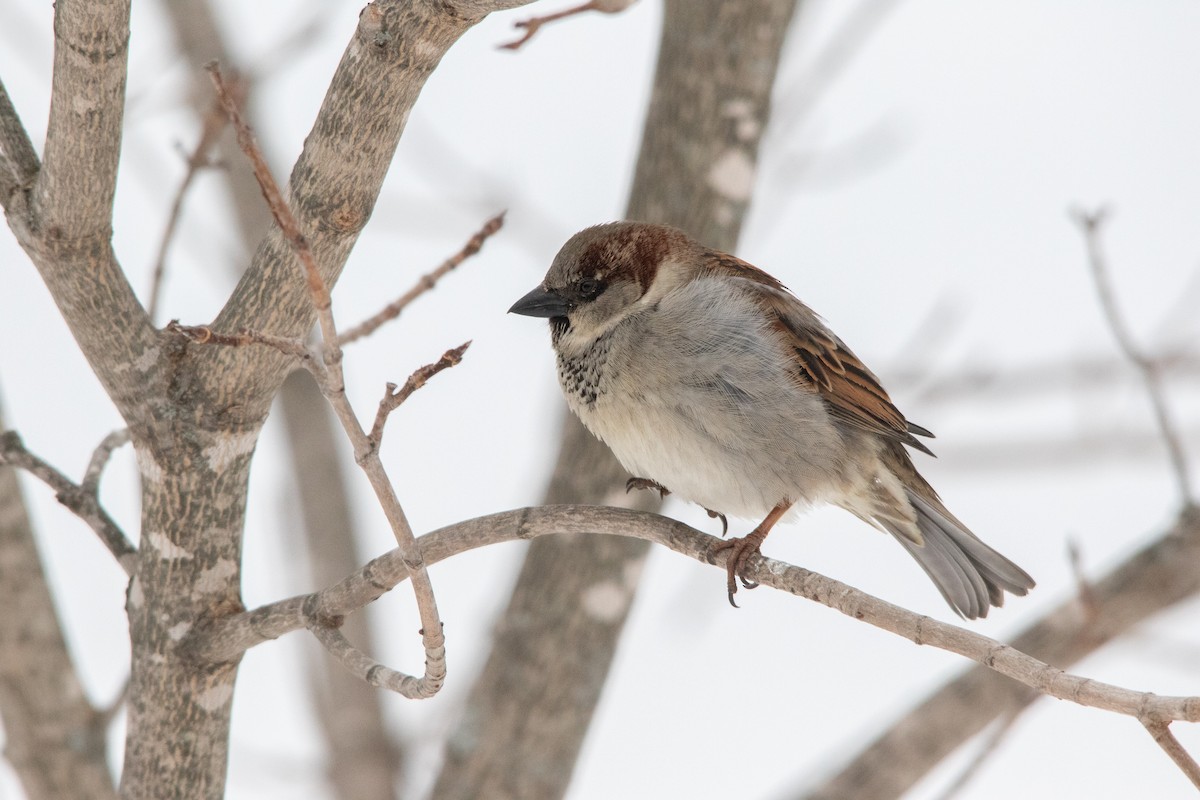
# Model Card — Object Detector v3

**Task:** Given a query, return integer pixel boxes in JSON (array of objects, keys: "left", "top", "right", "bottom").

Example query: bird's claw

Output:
[
  {"left": 710, "top": 529, "right": 768, "bottom": 608},
  {"left": 705, "top": 508, "right": 728, "bottom": 537},
  {"left": 625, "top": 477, "right": 670, "bottom": 498}
]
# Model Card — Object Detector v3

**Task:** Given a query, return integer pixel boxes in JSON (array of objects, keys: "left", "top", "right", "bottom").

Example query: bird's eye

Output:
[{"left": 577, "top": 278, "right": 603, "bottom": 300}]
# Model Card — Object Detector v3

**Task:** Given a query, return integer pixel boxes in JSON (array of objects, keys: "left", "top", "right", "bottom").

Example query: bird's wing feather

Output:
[{"left": 700, "top": 250, "right": 935, "bottom": 456}]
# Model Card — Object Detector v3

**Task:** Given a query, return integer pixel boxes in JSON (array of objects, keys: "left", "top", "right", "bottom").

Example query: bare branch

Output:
[
  {"left": 0, "top": 76, "right": 41, "bottom": 201},
  {"left": 338, "top": 212, "right": 505, "bottom": 346},
  {"left": 799, "top": 503, "right": 1200, "bottom": 800},
  {"left": 183, "top": 505, "right": 1200, "bottom": 725},
  {"left": 369, "top": 342, "right": 471, "bottom": 445},
  {"left": 80, "top": 428, "right": 131, "bottom": 497},
  {"left": 34, "top": 0, "right": 130, "bottom": 238},
  {"left": 165, "top": 320, "right": 316, "bottom": 365},
  {"left": 0, "top": 431, "right": 135, "bottom": 574},
  {"left": 931, "top": 705, "right": 1029, "bottom": 800},
  {"left": 894, "top": 350, "right": 1200, "bottom": 408},
  {"left": 1143, "top": 720, "right": 1200, "bottom": 791},
  {"left": 499, "top": 0, "right": 635, "bottom": 51},
  {"left": 147, "top": 92, "right": 236, "bottom": 323},
  {"left": 1072, "top": 206, "right": 1195, "bottom": 503},
  {"left": 308, "top": 623, "right": 445, "bottom": 701},
  {"left": 206, "top": 63, "right": 340, "bottom": 349}
]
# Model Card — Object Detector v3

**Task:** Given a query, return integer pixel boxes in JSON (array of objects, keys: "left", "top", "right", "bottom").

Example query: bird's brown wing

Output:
[{"left": 702, "top": 250, "right": 935, "bottom": 456}]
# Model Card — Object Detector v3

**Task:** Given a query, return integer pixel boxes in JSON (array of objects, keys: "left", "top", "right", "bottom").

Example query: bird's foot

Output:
[
  {"left": 708, "top": 528, "right": 769, "bottom": 608},
  {"left": 625, "top": 476, "right": 670, "bottom": 499},
  {"left": 704, "top": 508, "right": 728, "bottom": 537}
]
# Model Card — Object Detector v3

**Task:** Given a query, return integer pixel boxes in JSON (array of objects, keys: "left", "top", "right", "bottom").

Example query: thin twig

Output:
[
  {"left": 369, "top": 342, "right": 471, "bottom": 445},
  {"left": 81, "top": 428, "right": 131, "bottom": 496},
  {"left": 1072, "top": 207, "right": 1195, "bottom": 504},
  {"left": 206, "top": 62, "right": 338, "bottom": 349},
  {"left": 932, "top": 704, "right": 1030, "bottom": 800},
  {"left": 499, "top": 0, "right": 635, "bottom": 51},
  {"left": 308, "top": 624, "right": 445, "bottom": 700},
  {"left": 1142, "top": 719, "right": 1200, "bottom": 790},
  {"left": 206, "top": 61, "right": 446, "bottom": 698},
  {"left": 0, "top": 431, "right": 135, "bottom": 574},
  {"left": 146, "top": 90, "right": 237, "bottom": 323},
  {"left": 182, "top": 505, "right": 1200, "bottom": 727},
  {"left": 165, "top": 320, "right": 316, "bottom": 365},
  {"left": 338, "top": 213, "right": 505, "bottom": 346}
]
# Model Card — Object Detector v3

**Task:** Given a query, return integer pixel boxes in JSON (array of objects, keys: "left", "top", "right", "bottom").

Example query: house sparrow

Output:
[{"left": 510, "top": 221, "right": 1034, "bottom": 618}]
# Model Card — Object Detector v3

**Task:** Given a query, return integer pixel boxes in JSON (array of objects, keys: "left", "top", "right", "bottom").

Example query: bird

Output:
[{"left": 509, "top": 221, "right": 1034, "bottom": 618}]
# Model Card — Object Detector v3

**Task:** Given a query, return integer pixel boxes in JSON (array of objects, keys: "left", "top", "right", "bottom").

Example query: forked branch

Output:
[{"left": 0, "top": 431, "right": 135, "bottom": 574}]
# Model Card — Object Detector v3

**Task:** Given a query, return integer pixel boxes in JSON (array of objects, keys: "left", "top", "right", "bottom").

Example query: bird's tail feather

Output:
[{"left": 884, "top": 491, "right": 1034, "bottom": 619}]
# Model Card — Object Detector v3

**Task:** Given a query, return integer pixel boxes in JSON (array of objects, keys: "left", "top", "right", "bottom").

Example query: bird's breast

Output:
[{"left": 555, "top": 331, "right": 613, "bottom": 408}]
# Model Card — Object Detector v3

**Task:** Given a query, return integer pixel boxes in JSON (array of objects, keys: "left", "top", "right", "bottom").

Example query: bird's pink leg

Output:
[{"left": 709, "top": 500, "right": 793, "bottom": 607}]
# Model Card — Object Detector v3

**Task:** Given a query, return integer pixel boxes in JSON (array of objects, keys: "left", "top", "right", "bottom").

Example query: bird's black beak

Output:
[{"left": 509, "top": 285, "right": 571, "bottom": 318}]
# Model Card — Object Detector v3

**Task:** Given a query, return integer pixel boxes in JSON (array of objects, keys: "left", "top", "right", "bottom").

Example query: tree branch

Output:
[
  {"left": 338, "top": 211, "right": 505, "bottom": 346},
  {"left": 146, "top": 91, "right": 234, "bottom": 323},
  {"left": 308, "top": 623, "right": 445, "bottom": 701},
  {"left": 369, "top": 342, "right": 471, "bottom": 446},
  {"left": 3, "top": 1, "right": 160, "bottom": 428},
  {"left": 1072, "top": 206, "right": 1195, "bottom": 503},
  {"left": 0, "top": 431, "right": 136, "bottom": 574},
  {"left": 182, "top": 505, "right": 1200, "bottom": 727},
  {"left": 80, "top": 428, "right": 131, "bottom": 497},
  {"left": 1143, "top": 720, "right": 1200, "bottom": 791},
  {"left": 499, "top": 0, "right": 636, "bottom": 51},
  {"left": 32, "top": 0, "right": 129, "bottom": 235},
  {"left": 798, "top": 502, "right": 1200, "bottom": 800}
]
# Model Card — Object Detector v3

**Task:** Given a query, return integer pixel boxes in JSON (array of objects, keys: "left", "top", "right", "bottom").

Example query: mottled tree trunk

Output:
[
  {"left": 1, "top": 2, "right": 536, "bottom": 797},
  {"left": 431, "top": 3, "right": 800, "bottom": 799}
]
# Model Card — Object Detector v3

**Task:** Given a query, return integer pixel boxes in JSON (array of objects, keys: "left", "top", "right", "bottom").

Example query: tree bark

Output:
[
  {"left": 0, "top": 397, "right": 118, "bottom": 800},
  {"left": 431, "top": 3, "right": 800, "bottom": 799},
  {"left": 159, "top": 3, "right": 402, "bottom": 794},
  {"left": 2, "top": 2, "right": 535, "bottom": 797}
]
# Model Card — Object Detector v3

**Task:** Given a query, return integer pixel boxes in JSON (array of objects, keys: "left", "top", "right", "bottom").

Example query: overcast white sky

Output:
[{"left": 3, "top": 1, "right": 1200, "bottom": 798}]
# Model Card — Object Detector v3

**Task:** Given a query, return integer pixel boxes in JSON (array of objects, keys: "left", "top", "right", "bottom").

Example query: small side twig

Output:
[
  {"left": 147, "top": 88, "right": 238, "bottom": 323},
  {"left": 309, "top": 623, "right": 445, "bottom": 700},
  {"left": 932, "top": 704, "right": 1030, "bottom": 800},
  {"left": 1142, "top": 719, "right": 1200, "bottom": 790},
  {"left": 165, "top": 320, "right": 316, "bottom": 365},
  {"left": 0, "top": 431, "right": 135, "bottom": 574},
  {"left": 499, "top": 0, "right": 636, "bottom": 51},
  {"left": 81, "top": 428, "right": 131, "bottom": 496},
  {"left": 338, "top": 213, "right": 505, "bottom": 346},
  {"left": 369, "top": 342, "right": 471, "bottom": 445},
  {"left": 1072, "top": 207, "right": 1195, "bottom": 504}
]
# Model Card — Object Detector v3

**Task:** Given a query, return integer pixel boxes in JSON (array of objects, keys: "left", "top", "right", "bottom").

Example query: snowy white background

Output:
[{"left": 3, "top": 1, "right": 1200, "bottom": 798}]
